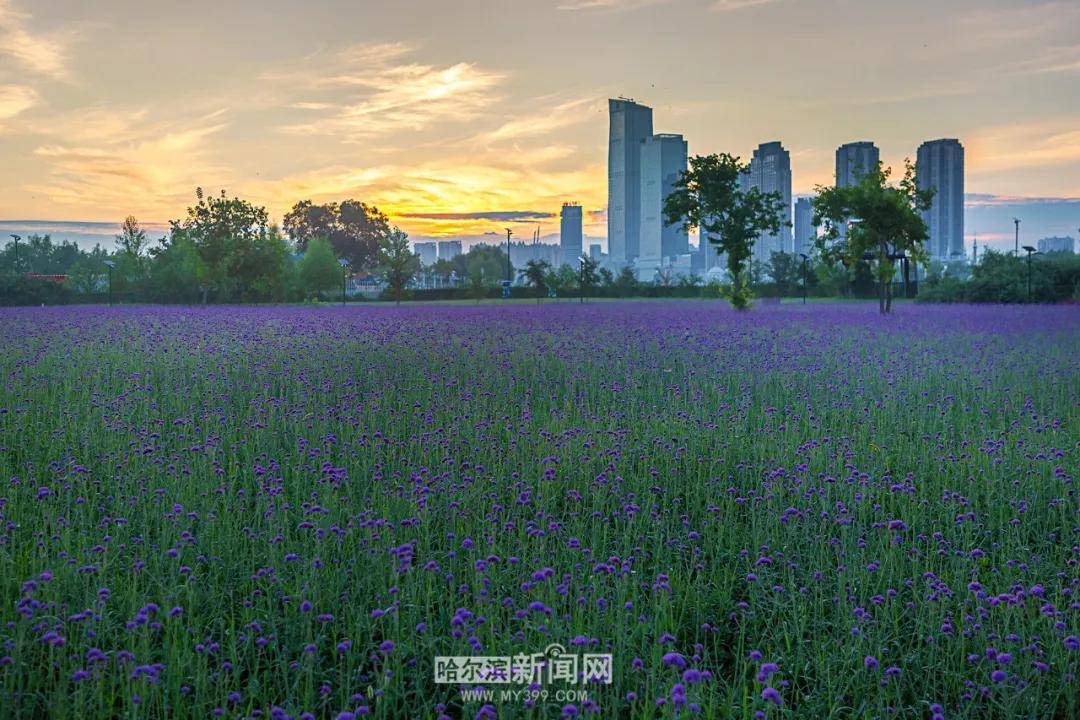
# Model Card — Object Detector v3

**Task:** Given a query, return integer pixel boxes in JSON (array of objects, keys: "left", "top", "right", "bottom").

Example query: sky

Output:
[{"left": 1, "top": 0, "right": 1078, "bottom": 252}]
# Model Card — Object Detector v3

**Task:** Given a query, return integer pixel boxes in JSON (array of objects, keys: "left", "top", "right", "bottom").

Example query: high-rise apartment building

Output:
[
  {"left": 742, "top": 141, "right": 792, "bottom": 263},
  {"left": 437, "top": 240, "right": 462, "bottom": 261},
  {"left": 414, "top": 241, "right": 437, "bottom": 267},
  {"left": 916, "top": 139, "right": 965, "bottom": 259},
  {"left": 638, "top": 134, "right": 688, "bottom": 261},
  {"left": 607, "top": 98, "right": 653, "bottom": 265},
  {"left": 793, "top": 197, "right": 815, "bottom": 256},
  {"left": 835, "top": 141, "right": 880, "bottom": 188},
  {"left": 560, "top": 203, "right": 583, "bottom": 267}
]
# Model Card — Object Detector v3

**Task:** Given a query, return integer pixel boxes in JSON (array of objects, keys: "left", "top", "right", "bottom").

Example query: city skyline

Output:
[{"left": 1, "top": 0, "right": 1078, "bottom": 251}]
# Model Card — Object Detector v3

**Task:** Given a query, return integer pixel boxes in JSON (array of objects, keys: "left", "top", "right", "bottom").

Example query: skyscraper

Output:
[
  {"left": 437, "top": 240, "right": 462, "bottom": 261},
  {"left": 414, "top": 241, "right": 437, "bottom": 267},
  {"left": 916, "top": 139, "right": 964, "bottom": 260},
  {"left": 560, "top": 203, "right": 583, "bottom": 267},
  {"left": 607, "top": 98, "right": 653, "bottom": 265},
  {"left": 638, "top": 133, "right": 689, "bottom": 261},
  {"left": 742, "top": 141, "right": 792, "bottom": 263},
  {"left": 793, "top": 197, "right": 815, "bottom": 256},
  {"left": 835, "top": 141, "right": 880, "bottom": 188}
]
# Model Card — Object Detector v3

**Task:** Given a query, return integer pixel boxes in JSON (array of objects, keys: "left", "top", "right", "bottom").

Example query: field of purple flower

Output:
[{"left": 0, "top": 301, "right": 1077, "bottom": 719}]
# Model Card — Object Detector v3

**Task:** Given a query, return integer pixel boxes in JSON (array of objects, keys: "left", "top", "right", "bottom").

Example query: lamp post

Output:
[
  {"left": 338, "top": 258, "right": 349, "bottom": 305},
  {"left": 503, "top": 228, "right": 513, "bottom": 300},
  {"left": 9, "top": 234, "right": 20, "bottom": 275},
  {"left": 798, "top": 253, "right": 808, "bottom": 305},
  {"left": 103, "top": 259, "right": 116, "bottom": 306},
  {"left": 887, "top": 251, "right": 908, "bottom": 299},
  {"left": 1021, "top": 245, "right": 1038, "bottom": 302}
]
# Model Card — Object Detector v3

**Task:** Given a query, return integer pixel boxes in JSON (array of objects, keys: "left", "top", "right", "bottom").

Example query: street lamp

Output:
[
  {"left": 1021, "top": 245, "right": 1038, "bottom": 302},
  {"left": 503, "top": 228, "right": 513, "bottom": 300},
  {"left": 103, "top": 259, "right": 116, "bottom": 306},
  {"left": 887, "top": 251, "right": 909, "bottom": 299},
  {"left": 338, "top": 258, "right": 349, "bottom": 305},
  {"left": 9, "top": 234, "right": 20, "bottom": 274},
  {"left": 798, "top": 253, "right": 809, "bottom": 305}
]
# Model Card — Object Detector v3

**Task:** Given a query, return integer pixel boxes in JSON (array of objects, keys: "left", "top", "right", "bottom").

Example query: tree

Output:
[
  {"left": 578, "top": 254, "right": 600, "bottom": 303},
  {"left": 148, "top": 235, "right": 205, "bottom": 303},
  {"left": 613, "top": 266, "right": 639, "bottom": 297},
  {"left": 168, "top": 188, "right": 277, "bottom": 302},
  {"left": 65, "top": 245, "right": 110, "bottom": 294},
  {"left": 466, "top": 256, "right": 490, "bottom": 302},
  {"left": 547, "top": 263, "right": 578, "bottom": 297},
  {"left": 598, "top": 267, "right": 615, "bottom": 289},
  {"left": 766, "top": 251, "right": 800, "bottom": 295},
  {"left": 812, "top": 161, "right": 934, "bottom": 313},
  {"left": 664, "top": 153, "right": 787, "bottom": 309},
  {"left": 283, "top": 199, "right": 391, "bottom": 271},
  {"left": 298, "top": 237, "right": 341, "bottom": 299},
  {"left": 116, "top": 216, "right": 148, "bottom": 261},
  {"left": 520, "top": 259, "right": 551, "bottom": 293},
  {"left": 377, "top": 228, "right": 419, "bottom": 304}
]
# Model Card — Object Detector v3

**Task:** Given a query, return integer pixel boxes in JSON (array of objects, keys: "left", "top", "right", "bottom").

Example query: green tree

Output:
[
  {"left": 168, "top": 188, "right": 277, "bottom": 302},
  {"left": 377, "top": 229, "right": 420, "bottom": 304},
  {"left": 116, "top": 216, "right": 148, "bottom": 268},
  {"left": 547, "top": 263, "right": 578, "bottom": 297},
  {"left": 766, "top": 251, "right": 800, "bottom": 295},
  {"left": 519, "top": 259, "right": 552, "bottom": 298},
  {"left": 578, "top": 254, "right": 600, "bottom": 302},
  {"left": 283, "top": 199, "right": 391, "bottom": 271},
  {"left": 466, "top": 256, "right": 490, "bottom": 302},
  {"left": 812, "top": 161, "right": 934, "bottom": 313},
  {"left": 148, "top": 235, "right": 205, "bottom": 303},
  {"left": 298, "top": 236, "right": 341, "bottom": 299},
  {"left": 664, "top": 153, "right": 787, "bottom": 309},
  {"left": 613, "top": 266, "right": 639, "bottom": 297},
  {"left": 65, "top": 245, "right": 110, "bottom": 294}
]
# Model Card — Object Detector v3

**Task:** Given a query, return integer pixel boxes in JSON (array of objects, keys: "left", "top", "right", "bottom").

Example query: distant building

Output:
[
  {"left": 697, "top": 230, "right": 723, "bottom": 271},
  {"left": 560, "top": 203, "right": 583, "bottom": 267},
  {"left": 437, "top": 240, "right": 462, "bottom": 261},
  {"left": 742, "top": 141, "right": 792, "bottom": 263},
  {"left": 917, "top": 139, "right": 965, "bottom": 260},
  {"left": 414, "top": 241, "right": 437, "bottom": 267},
  {"left": 608, "top": 98, "right": 654, "bottom": 265},
  {"left": 1037, "top": 236, "right": 1075, "bottom": 254},
  {"left": 509, "top": 240, "right": 561, "bottom": 269},
  {"left": 793, "top": 197, "right": 815, "bottom": 256},
  {"left": 589, "top": 243, "right": 602, "bottom": 260},
  {"left": 835, "top": 141, "right": 880, "bottom": 188},
  {"left": 638, "top": 133, "right": 689, "bottom": 262}
]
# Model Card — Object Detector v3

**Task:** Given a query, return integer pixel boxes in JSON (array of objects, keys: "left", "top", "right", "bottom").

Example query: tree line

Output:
[
  {"left": 2, "top": 172, "right": 1077, "bottom": 307},
  {"left": 1, "top": 190, "right": 419, "bottom": 305}
]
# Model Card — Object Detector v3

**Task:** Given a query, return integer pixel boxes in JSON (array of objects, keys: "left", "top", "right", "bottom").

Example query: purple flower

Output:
[{"left": 662, "top": 652, "right": 686, "bottom": 669}]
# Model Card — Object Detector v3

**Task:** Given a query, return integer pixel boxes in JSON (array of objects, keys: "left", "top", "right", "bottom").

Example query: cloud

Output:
[
  {"left": 400, "top": 211, "right": 555, "bottom": 222},
  {"left": 967, "top": 119, "right": 1080, "bottom": 174},
  {"left": 712, "top": 0, "right": 780, "bottom": 11},
  {"left": 965, "top": 192, "right": 1080, "bottom": 207},
  {"left": 1003, "top": 44, "right": 1080, "bottom": 75},
  {"left": 478, "top": 97, "right": 599, "bottom": 144},
  {"left": 0, "top": 83, "right": 36, "bottom": 121},
  {"left": 269, "top": 42, "right": 504, "bottom": 141},
  {"left": 23, "top": 111, "right": 231, "bottom": 219},
  {"left": 0, "top": 0, "right": 73, "bottom": 80},
  {"left": 557, "top": 0, "right": 669, "bottom": 10}
]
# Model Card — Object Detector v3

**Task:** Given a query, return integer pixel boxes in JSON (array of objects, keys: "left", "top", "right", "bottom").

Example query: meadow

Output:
[{"left": 0, "top": 301, "right": 1076, "bottom": 719}]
